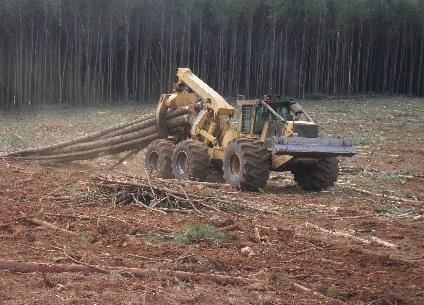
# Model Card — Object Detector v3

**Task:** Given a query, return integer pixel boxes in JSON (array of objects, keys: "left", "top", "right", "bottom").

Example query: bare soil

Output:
[{"left": 0, "top": 97, "right": 423, "bottom": 305}]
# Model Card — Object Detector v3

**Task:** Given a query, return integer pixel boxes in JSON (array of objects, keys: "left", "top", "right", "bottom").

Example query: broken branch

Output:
[
  {"left": 305, "top": 222, "right": 398, "bottom": 249},
  {"left": 25, "top": 218, "right": 77, "bottom": 236}
]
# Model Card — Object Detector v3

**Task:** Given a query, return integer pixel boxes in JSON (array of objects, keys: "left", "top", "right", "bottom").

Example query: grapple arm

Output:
[{"left": 155, "top": 68, "right": 235, "bottom": 144}]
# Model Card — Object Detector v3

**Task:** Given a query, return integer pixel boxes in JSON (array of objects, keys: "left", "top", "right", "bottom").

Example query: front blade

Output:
[{"left": 273, "top": 137, "right": 356, "bottom": 157}]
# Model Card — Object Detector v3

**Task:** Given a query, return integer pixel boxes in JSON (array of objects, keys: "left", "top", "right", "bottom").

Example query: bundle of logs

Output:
[{"left": 1, "top": 108, "right": 190, "bottom": 163}]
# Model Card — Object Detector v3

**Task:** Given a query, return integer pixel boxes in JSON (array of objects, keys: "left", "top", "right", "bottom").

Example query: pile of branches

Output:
[
  {"left": 1, "top": 109, "right": 190, "bottom": 163},
  {"left": 92, "top": 174, "right": 240, "bottom": 214}
]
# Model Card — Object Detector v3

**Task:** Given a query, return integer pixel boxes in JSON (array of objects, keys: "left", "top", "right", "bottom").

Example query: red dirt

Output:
[
  {"left": 0, "top": 158, "right": 423, "bottom": 305},
  {"left": 1, "top": 98, "right": 423, "bottom": 304}
]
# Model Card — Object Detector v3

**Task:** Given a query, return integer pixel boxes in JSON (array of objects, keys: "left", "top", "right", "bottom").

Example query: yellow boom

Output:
[
  {"left": 156, "top": 68, "right": 235, "bottom": 145},
  {"left": 176, "top": 68, "right": 234, "bottom": 116}
]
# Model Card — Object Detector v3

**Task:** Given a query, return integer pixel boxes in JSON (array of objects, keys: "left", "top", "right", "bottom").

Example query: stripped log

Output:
[
  {"left": 10, "top": 135, "right": 159, "bottom": 163},
  {"left": 305, "top": 222, "right": 398, "bottom": 249},
  {"left": 54, "top": 124, "right": 158, "bottom": 154},
  {"left": 25, "top": 218, "right": 77, "bottom": 236},
  {"left": 49, "top": 114, "right": 190, "bottom": 155},
  {"left": 2, "top": 108, "right": 190, "bottom": 160},
  {"left": 340, "top": 185, "right": 422, "bottom": 205},
  {"left": 293, "top": 282, "right": 348, "bottom": 305},
  {"left": 0, "top": 260, "right": 108, "bottom": 274},
  {"left": 4, "top": 114, "right": 154, "bottom": 157},
  {"left": 2, "top": 112, "right": 190, "bottom": 163},
  {"left": 97, "top": 107, "right": 189, "bottom": 140},
  {"left": 0, "top": 259, "right": 254, "bottom": 286}
]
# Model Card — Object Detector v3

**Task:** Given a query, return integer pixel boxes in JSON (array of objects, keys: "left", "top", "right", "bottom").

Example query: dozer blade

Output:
[{"left": 273, "top": 137, "right": 356, "bottom": 157}]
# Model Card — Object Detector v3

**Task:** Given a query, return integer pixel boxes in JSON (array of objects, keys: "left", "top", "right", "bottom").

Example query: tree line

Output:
[{"left": 0, "top": 0, "right": 423, "bottom": 110}]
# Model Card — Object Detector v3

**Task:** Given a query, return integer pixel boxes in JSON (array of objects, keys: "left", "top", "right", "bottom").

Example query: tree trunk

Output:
[{"left": 0, "top": 259, "right": 254, "bottom": 286}]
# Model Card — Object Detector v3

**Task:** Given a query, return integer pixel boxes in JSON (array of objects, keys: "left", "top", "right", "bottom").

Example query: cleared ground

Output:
[{"left": 0, "top": 97, "right": 423, "bottom": 304}]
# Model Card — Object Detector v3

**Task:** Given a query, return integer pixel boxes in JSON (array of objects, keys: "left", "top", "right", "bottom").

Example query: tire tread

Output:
[
  {"left": 293, "top": 157, "right": 339, "bottom": 191},
  {"left": 144, "top": 139, "right": 175, "bottom": 179},
  {"left": 223, "top": 139, "right": 270, "bottom": 191}
]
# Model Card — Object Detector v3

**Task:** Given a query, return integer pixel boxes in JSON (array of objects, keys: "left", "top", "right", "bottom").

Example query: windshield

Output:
[{"left": 253, "top": 103, "right": 291, "bottom": 134}]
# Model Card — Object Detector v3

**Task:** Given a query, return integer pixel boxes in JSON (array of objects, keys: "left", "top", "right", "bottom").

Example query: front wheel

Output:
[
  {"left": 292, "top": 157, "right": 339, "bottom": 191},
  {"left": 223, "top": 139, "right": 270, "bottom": 191}
]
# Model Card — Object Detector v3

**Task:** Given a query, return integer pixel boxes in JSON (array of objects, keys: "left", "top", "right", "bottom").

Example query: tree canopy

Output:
[{"left": 0, "top": 0, "right": 423, "bottom": 109}]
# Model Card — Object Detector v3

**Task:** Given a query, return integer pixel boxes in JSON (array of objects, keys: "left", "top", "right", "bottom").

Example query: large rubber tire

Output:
[
  {"left": 144, "top": 139, "right": 175, "bottom": 179},
  {"left": 172, "top": 139, "right": 209, "bottom": 181},
  {"left": 223, "top": 139, "right": 270, "bottom": 191},
  {"left": 292, "top": 157, "right": 339, "bottom": 191}
]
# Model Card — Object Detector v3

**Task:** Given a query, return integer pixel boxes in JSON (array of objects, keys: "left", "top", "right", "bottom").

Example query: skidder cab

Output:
[
  {"left": 145, "top": 68, "right": 355, "bottom": 192},
  {"left": 234, "top": 96, "right": 355, "bottom": 190}
]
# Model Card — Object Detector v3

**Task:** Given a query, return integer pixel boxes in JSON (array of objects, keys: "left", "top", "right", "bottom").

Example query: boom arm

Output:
[
  {"left": 156, "top": 68, "right": 235, "bottom": 145},
  {"left": 175, "top": 68, "right": 235, "bottom": 116}
]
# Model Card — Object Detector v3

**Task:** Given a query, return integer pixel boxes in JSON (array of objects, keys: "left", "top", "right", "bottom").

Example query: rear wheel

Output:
[
  {"left": 172, "top": 139, "right": 209, "bottom": 181},
  {"left": 144, "top": 139, "right": 175, "bottom": 179},
  {"left": 292, "top": 157, "right": 339, "bottom": 191},
  {"left": 223, "top": 139, "right": 270, "bottom": 191}
]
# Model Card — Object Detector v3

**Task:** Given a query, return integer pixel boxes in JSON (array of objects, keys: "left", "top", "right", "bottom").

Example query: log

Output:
[
  {"left": 50, "top": 111, "right": 190, "bottom": 155},
  {"left": 305, "top": 222, "right": 398, "bottom": 249},
  {"left": 16, "top": 134, "right": 159, "bottom": 162},
  {"left": 4, "top": 114, "right": 155, "bottom": 157},
  {"left": 0, "top": 259, "right": 254, "bottom": 286},
  {"left": 97, "top": 107, "right": 190, "bottom": 140},
  {"left": 0, "top": 260, "right": 108, "bottom": 274},
  {"left": 2, "top": 108, "right": 190, "bottom": 158},
  {"left": 3, "top": 116, "right": 189, "bottom": 162},
  {"left": 369, "top": 236, "right": 399, "bottom": 249},
  {"left": 341, "top": 186, "right": 422, "bottom": 205},
  {"left": 25, "top": 218, "right": 77, "bottom": 236},
  {"left": 53, "top": 124, "right": 158, "bottom": 155},
  {"left": 293, "top": 282, "right": 348, "bottom": 305},
  {"left": 153, "top": 269, "right": 254, "bottom": 285}
]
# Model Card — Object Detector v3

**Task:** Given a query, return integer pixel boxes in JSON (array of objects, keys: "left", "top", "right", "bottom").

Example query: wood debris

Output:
[{"left": 305, "top": 222, "right": 398, "bottom": 249}]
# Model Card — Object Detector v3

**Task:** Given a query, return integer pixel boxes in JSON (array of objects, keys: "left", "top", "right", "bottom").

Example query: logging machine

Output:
[{"left": 145, "top": 68, "right": 355, "bottom": 191}]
